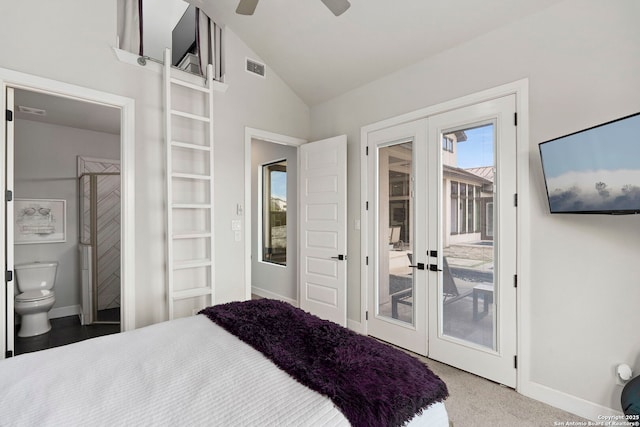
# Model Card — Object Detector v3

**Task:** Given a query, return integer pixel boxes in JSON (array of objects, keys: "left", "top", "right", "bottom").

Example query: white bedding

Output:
[{"left": 0, "top": 315, "right": 448, "bottom": 426}]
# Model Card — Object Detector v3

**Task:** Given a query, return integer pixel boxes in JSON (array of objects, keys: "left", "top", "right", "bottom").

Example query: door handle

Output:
[
  {"left": 408, "top": 263, "right": 425, "bottom": 270},
  {"left": 428, "top": 264, "right": 443, "bottom": 272},
  {"left": 331, "top": 254, "right": 347, "bottom": 261}
]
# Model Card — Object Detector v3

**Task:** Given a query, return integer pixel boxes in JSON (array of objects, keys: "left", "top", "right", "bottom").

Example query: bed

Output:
[{"left": 0, "top": 299, "right": 449, "bottom": 426}]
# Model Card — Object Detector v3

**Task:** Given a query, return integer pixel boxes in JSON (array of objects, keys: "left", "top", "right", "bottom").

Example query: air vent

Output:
[
  {"left": 18, "top": 105, "right": 47, "bottom": 116},
  {"left": 246, "top": 58, "right": 266, "bottom": 78}
]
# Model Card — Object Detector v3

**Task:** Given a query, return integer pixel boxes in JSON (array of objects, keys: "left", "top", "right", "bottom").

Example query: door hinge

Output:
[
  {"left": 514, "top": 193, "right": 518, "bottom": 207},
  {"left": 365, "top": 256, "right": 369, "bottom": 266},
  {"left": 6, "top": 110, "right": 13, "bottom": 122},
  {"left": 366, "top": 146, "right": 369, "bottom": 156},
  {"left": 514, "top": 112, "right": 518, "bottom": 126},
  {"left": 6, "top": 190, "right": 13, "bottom": 202},
  {"left": 514, "top": 355, "right": 518, "bottom": 369},
  {"left": 6, "top": 270, "right": 13, "bottom": 282},
  {"left": 365, "top": 201, "right": 369, "bottom": 210},
  {"left": 5, "top": 350, "right": 13, "bottom": 358},
  {"left": 514, "top": 274, "right": 518, "bottom": 288},
  {"left": 365, "top": 311, "right": 369, "bottom": 321}
]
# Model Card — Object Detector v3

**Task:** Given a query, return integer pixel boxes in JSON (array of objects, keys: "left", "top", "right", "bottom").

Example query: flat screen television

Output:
[
  {"left": 171, "top": 5, "right": 197, "bottom": 67},
  {"left": 539, "top": 112, "right": 640, "bottom": 214}
]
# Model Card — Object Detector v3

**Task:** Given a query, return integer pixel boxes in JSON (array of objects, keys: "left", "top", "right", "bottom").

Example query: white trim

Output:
[
  {"left": 360, "top": 78, "right": 529, "bottom": 385},
  {"left": 519, "top": 381, "right": 623, "bottom": 422},
  {"left": 243, "top": 127, "right": 306, "bottom": 302},
  {"left": 0, "top": 66, "right": 136, "bottom": 335},
  {"left": 251, "top": 287, "right": 297, "bottom": 307},
  {"left": 112, "top": 47, "right": 229, "bottom": 93}
]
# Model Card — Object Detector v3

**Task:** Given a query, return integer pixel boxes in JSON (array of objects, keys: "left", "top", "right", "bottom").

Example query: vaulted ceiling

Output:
[{"left": 190, "top": 0, "right": 565, "bottom": 106}]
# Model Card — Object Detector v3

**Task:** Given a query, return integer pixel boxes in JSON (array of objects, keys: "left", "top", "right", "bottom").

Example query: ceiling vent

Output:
[
  {"left": 18, "top": 105, "right": 47, "bottom": 116},
  {"left": 246, "top": 58, "right": 266, "bottom": 78}
]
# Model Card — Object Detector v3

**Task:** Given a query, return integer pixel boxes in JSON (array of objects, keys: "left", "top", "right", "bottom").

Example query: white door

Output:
[
  {"left": 299, "top": 135, "right": 347, "bottom": 326},
  {"left": 363, "top": 95, "right": 518, "bottom": 385},
  {"left": 427, "top": 95, "right": 517, "bottom": 387},
  {"left": 2, "top": 86, "right": 16, "bottom": 359},
  {"left": 366, "top": 119, "right": 428, "bottom": 355}
]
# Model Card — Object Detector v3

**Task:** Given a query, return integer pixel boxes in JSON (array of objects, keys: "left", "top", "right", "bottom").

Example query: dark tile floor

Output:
[{"left": 15, "top": 315, "right": 120, "bottom": 355}]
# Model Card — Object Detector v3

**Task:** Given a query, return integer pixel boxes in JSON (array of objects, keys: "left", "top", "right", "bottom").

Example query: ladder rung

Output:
[
  {"left": 172, "top": 203, "right": 212, "bottom": 209},
  {"left": 174, "top": 259, "right": 212, "bottom": 270},
  {"left": 171, "top": 141, "right": 211, "bottom": 151},
  {"left": 172, "top": 287, "right": 213, "bottom": 301},
  {"left": 172, "top": 172, "right": 211, "bottom": 181},
  {"left": 173, "top": 232, "right": 212, "bottom": 239},
  {"left": 170, "top": 77, "right": 210, "bottom": 93},
  {"left": 171, "top": 109, "right": 210, "bottom": 122}
]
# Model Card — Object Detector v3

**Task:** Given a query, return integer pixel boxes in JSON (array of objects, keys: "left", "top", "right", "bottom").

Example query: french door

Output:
[
  {"left": 366, "top": 119, "right": 428, "bottom": 355},
  {"left": 366, "top": 95, "right": 517, "bottom": 387}
]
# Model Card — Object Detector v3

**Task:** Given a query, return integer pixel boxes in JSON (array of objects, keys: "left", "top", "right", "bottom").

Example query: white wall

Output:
[
  {"left": 309, "top": 0, "right": 640, "bottom": 417},
  {"left": 14, "top": 120, "right": 120, "bottom": 313},
  {"left": 250, "top": 138, "right": 297, "bottom": 302},
  {"left": 0, "top": 0, "right": 309, "bottom": 327}
]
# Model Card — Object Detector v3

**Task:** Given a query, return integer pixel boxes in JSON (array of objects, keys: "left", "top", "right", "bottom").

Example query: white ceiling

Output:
[
  {"left": 14, "top": 89, "right": 120, "bottom": 135},
  {"left": 12, "top": 1, "right": 566, "bottom": 133},
  {"left": 190, "top": 0, "right": 565, "bottom": 105}
]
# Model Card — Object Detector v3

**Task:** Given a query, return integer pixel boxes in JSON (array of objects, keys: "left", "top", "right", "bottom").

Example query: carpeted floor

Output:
[{"left": 419, "top": 357, "right": 589, "bottom": 426}]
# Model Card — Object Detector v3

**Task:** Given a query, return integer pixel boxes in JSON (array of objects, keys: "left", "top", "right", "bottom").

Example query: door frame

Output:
[
  {"left": 1, "top": 67, "right": 136, "bottom": 360},
  {"left": 360, "top": 79, "right": 530, "bottom": 389},
  {"left": 243, "top": 127, "right": 306, "bottom": 303}
]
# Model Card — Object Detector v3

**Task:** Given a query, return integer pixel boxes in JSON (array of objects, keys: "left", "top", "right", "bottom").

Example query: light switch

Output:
[
  {"left": 355, "top": 219, "right": 361, "bottom": 230},
  {"left": 234, "top": 230, "right": 241, "bottom": 242},
  {"left": 231, "top": 220, "right": 241, "bottom": 231}
]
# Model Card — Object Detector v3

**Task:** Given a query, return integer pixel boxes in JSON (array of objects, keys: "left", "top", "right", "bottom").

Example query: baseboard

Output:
[
  {"left": 519, "top": 380, "right": 623, "bottom": 421},
  {"left": 48, "top": 304, "right": 82, "bottom": 320},
  {"left": 251, "top": 287, "right": 298, "bottom": 307}
]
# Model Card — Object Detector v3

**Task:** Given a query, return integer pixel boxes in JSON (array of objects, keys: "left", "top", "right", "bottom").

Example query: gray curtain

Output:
[
  {"left": 196, "top": 8, "right": 222, "bottom": 80},
  {"left": 117, "top": 0, "right": 143, "bottom": 56}
]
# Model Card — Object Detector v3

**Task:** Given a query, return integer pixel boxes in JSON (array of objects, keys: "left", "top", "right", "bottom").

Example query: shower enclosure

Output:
[{"left": 79, "top": 172, "right": 121, "bottom": 324}]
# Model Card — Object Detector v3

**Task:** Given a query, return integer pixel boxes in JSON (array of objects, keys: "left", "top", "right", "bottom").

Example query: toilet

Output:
[{"left": 14, "top": 261, "right": 57, "bottom": 338}]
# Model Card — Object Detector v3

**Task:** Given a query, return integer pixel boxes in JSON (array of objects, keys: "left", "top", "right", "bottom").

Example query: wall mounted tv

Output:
[
  {"left": 539, "top": 112, "right": 640, "bottom": 214},
  {"left": 171, "top": 5, "right": 197, "bottom": 67}
]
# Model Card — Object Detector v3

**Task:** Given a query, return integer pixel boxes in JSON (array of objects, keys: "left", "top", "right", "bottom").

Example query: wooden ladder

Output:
[{"left": 163, "top": 48, "right": 215, "bottom": 320}]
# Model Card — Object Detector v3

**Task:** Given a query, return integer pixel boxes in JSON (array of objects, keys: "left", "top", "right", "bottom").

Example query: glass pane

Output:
[
  {"left": 377, "top": 142, "right": 414, "bottom": 325},
  {"left": 441, "top": 124, "right": 495, "bottom": 350},
  {"left": 262, "top": 161, "right": 287, "bottom": 265},
  {"left": 95, "top": 175, "right": 121, "bottom": 323}
]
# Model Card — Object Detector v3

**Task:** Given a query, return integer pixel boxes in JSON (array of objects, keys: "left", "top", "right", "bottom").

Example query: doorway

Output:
[
  {"left": 250, "top": 137, "right": 298, "bottom": 304},
  {"left": 1, "top": 68, "right": 135, "bottom": 359},
  {"left": 244, "top": 128, "right": 305, "bottom": 304},
  {"left": 363, "top": 88, "right": 524, "bottom": 388}
]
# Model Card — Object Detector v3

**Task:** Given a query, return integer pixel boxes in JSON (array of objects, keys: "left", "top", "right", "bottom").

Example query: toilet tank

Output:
[{"left": 14, "top": 262, "right": 58, "bottom": 292}]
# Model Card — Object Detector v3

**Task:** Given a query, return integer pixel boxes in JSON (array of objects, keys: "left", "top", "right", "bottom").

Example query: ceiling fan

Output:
[{"left": 236, "top": 0, "right": 351, "bottom": 17}]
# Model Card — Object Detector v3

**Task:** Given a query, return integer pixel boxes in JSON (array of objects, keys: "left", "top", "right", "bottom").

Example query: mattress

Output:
[{"left": 0, "top": 315, "right": 448, "bottom": 426}]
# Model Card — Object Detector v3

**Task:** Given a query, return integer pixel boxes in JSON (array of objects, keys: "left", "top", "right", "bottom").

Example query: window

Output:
[
  {"left": 262, "top": 161, "right": 287, "bottom": 265},
  {"left": 450, "top": 180, "right": 484, "bottom": 236},
  {"left": 442, "top": 136, "right": 454, "bottom": 153}
]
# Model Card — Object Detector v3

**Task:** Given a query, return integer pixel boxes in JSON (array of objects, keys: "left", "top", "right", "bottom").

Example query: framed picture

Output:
[{"left": 15, "top": 199, "right": 66, "bottom": 244}]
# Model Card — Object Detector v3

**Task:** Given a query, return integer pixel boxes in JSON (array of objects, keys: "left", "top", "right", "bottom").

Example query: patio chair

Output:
[{"left": 391, "top": 255, "right": 472, "bottom": 319}]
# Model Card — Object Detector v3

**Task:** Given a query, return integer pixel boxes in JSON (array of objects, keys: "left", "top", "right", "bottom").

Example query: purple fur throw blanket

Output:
[{"left": 199, "top": 299, "right": 448, "bottom": 427}]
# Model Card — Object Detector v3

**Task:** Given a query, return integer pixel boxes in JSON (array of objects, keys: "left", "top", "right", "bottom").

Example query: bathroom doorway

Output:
[
  {"left": 12, "top": 90, "right": 122, "bottom": 353},
  {"left": 2, "top": 69, "right": 135, "bottom": 359}
]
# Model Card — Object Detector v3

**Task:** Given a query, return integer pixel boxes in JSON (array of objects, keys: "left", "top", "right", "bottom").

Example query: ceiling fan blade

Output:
[
  {"left": 236, "top": 0, "right": 259, "bottom": 15},
  {"left": 320, "top": 0, "right": 351, "bottom": 16}
]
